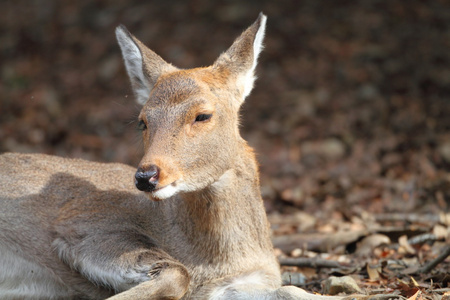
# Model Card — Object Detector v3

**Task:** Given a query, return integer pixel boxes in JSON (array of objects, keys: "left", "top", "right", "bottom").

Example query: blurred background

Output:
[{"left": 1, "top": 0, "right": 449, "bottom": 217}]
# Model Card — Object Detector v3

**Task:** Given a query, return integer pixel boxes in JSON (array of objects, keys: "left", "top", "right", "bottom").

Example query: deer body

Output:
[
  {"left": 0, "top": 14, "right": 309, "bottom": 299},
  {"left": 0, "top": 152, "right": 279, "bottom": 299}
]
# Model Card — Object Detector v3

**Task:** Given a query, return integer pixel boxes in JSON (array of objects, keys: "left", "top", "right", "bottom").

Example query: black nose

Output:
[{"left": 135, "top": 165, "right": 159, "bottom": 192}]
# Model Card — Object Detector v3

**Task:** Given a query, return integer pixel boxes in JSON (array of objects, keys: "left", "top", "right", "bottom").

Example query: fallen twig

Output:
[
  {"left": 418, "top": 244, "right": 450, "bottom": 274},
  {"left": 279, "top": 257, "right": 346, "bottom": 269},
  {"left": 407, "top": 233, "right": 438, "bottom": 245},
  {"left": 374, "top": 213, "right": 441, "bottom": 225},
  {"left": 273, "top": 230, "right": 367, "bottom": 253}
]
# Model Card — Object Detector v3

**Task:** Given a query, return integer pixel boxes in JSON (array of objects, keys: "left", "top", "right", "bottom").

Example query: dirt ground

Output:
[{"left": 1, "top": 0, "right": 449, "bottom": 298}]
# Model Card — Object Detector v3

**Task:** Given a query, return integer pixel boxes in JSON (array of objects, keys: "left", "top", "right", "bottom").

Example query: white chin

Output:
[{"left": 151, "top": 184, "right": 179, "bottom": 200}]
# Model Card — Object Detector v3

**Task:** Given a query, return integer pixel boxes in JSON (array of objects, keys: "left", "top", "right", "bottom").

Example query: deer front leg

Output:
[
  {"left": 53, "top": 231, "right": 190, "bottom": 299},
  {"left": 108, "top": 261, "right": 189, "bottom": 300}
]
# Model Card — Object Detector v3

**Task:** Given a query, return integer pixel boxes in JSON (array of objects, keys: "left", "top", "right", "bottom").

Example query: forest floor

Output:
[{"left": 1, "top": 1, "right": 449, "bottom": 299}]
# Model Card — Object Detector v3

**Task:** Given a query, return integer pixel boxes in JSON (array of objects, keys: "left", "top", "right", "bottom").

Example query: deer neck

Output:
[{"left": 169, "top": 145, "right": 273, "bottom": 264}]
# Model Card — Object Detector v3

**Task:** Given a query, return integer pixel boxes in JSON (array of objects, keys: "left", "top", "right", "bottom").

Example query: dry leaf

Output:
[
  {"left": 367, "top": 264, "right": 381, "bottom": 281},
  {"left": 406, "top": 290, "right": 420, "bottom": 300},
  {"left": 356, "top": 234, "right": 391, "bottom": 256},
  {"left": 410, "top": 277, "right": 419, "bottom": 287},
  {"left": 398, "top": 235, "right": 416, "bottom": 255},
  {"left": 432, "top": 224, "right": 449, "bottom": 240},
  {"left": 298, "top": 267, "right": 317, "bottom": 279},
  {"left": 440, "top": 213, "right": 450, "bottom": 226},
  {"left": 395, "top": 279, "right": 421, "bottom": 298},
  {"left": 442, "top": 291, "right": 450, "bottom": 300}
]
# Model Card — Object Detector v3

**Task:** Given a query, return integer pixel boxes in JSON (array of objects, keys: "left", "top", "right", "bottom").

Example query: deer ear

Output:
[
  {"left": 116, "top": 25, "right": 177, "bottom": 105},
  {"left": 213, "top": 13, "right": 267, "bottom": 102}
]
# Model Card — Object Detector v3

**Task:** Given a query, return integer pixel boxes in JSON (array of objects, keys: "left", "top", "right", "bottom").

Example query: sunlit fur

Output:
[{"left": 0, "top": 14, "right": 312, "bottom": 300}]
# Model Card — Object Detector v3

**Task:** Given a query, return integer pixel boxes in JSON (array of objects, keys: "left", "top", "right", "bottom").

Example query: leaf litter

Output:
[{"left": 0, "top": 0, "right": 449, "bottom": 298}]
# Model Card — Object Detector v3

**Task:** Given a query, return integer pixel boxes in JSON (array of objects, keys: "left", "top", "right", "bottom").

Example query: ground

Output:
[{"left": 1, "top": 1, "right": 449, "bottom": 299}]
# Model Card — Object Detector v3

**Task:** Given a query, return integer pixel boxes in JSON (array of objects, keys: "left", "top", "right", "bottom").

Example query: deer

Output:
[{"left": 0, "top": 14, "right": 344, "bottom": 300}]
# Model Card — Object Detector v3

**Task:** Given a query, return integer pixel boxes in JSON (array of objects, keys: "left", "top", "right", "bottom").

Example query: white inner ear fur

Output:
[
  {"left": 115, "top": 27, "right": 151, "bottom": 105},
  {"left": 242, "top": 14, "right": 267, "bottom": 99}
]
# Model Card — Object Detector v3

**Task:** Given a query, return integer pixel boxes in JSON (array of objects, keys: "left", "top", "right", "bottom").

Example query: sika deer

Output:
[{"left": 0, "top": 14, "right": 325, "bottom": 299}]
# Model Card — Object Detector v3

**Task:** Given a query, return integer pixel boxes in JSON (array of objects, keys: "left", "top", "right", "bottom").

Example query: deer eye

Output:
[
  {"left": 195, "top": 114, "right": 212, "bottom": 122},
  {"left": 137, "top": 120, "right": 147, "bottom": 131}
]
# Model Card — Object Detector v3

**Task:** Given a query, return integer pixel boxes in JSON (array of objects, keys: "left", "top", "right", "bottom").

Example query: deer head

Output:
[{"left": 116, "top": 14, "right": 266, "bottom": 200}]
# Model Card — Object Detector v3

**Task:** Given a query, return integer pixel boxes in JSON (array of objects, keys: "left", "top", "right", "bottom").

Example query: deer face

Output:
[{"left": 134, "top": 69, "right": 240, "bottom": 200}]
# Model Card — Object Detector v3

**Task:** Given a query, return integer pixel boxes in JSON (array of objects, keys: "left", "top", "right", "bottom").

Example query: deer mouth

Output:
[{"left": 150, "top": 182, "right": 179, "bottom": 200}]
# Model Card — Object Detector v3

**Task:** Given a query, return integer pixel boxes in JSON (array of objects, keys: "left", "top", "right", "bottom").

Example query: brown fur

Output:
[{"left": 0, "top": 14, "right": 318, "bottom": 300}]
